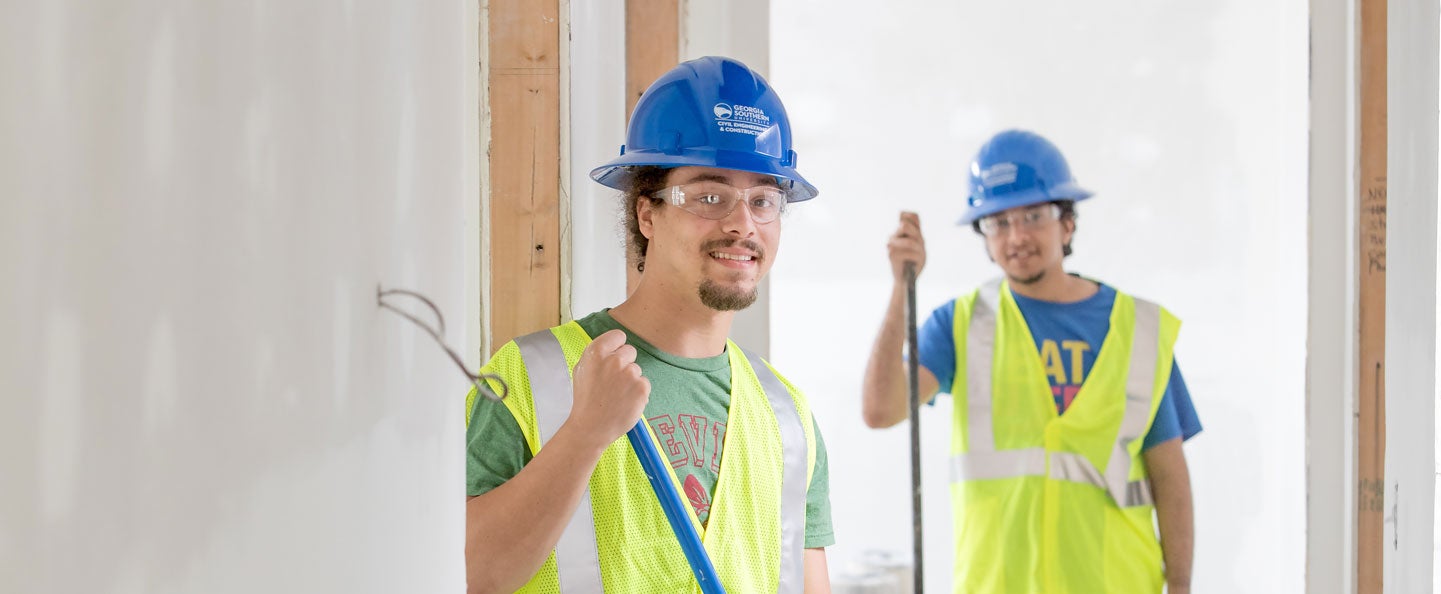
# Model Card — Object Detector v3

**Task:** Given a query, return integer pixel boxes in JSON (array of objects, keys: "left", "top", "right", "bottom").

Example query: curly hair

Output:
[{"left": 620, "top": 166, "right": 671, "bottom": 273}]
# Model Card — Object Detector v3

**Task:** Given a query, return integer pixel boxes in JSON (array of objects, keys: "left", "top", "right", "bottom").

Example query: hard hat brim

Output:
[{"left": 590, "top": 148, "right": 819, "bottom": 202}]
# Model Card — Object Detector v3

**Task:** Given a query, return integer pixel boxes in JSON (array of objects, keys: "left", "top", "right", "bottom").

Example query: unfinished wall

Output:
[
  {"left": 568, "top": 0, "right": 629, "bottom": 319},
  {"left": 1307, "top": 0, "right": 1357, "bottom": 590},
  {"left": 0, "top": 1, "right": 473, "bottom": 591},
  {"left": 1384, "top": 0, "right": 1439, "bottom": 591}
]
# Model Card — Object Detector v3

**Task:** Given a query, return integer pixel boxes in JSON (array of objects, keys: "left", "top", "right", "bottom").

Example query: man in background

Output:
[{"left": 863, "top": 129, "right": 1200, "bottom": 593}]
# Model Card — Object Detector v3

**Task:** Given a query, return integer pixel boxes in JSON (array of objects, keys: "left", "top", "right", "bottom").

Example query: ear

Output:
[
  {"left": 637, "top": 197, "right": 658, "bottom": 239},
  {"left": 1061, "top": 216, "right": 1077, "bottom": 244}
]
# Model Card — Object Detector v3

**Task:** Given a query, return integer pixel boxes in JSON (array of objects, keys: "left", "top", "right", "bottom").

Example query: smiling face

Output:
[
  {"left": 636, "top": 166, "right": 784, "bottom": 311},
  {"left": 980, "top": 202, "right": 1074, "bottom": 286}
]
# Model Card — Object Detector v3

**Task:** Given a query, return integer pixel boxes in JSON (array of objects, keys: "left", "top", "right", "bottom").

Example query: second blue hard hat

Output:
[{"left": 959, "top": 129, "right": 1093, "bottom": 225}]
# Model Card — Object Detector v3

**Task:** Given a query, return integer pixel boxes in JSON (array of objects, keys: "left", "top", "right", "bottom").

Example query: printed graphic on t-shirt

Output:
[
  {"left": 1040, "top": 338, "right": 1091, "bottom": 413},
  {"left": 683, "top": 475, "right": 712, "bottom": 518},
  {"left": 650, "top": 414, "right": 726, "bottom": 524}
]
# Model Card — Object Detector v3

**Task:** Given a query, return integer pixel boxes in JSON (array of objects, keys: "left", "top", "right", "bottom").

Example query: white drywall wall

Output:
[
  {"left": 1307, "top": 0, "right": 1358, "bottom": 591},
  {"left": 0, "top": 1, "right": 472, "bottom": 592},
  {"left": 1385, "top": 0, "right": 1439, "bottom": 591},
  {"left": 770, "top": 0, "right": 1308, "bottom": 591},
  {"left": 568, "top": 0, "right": 629, "bottom": 320}
]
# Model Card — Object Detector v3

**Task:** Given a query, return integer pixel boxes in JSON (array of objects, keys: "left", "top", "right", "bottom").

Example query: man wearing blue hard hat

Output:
[
  {"left": 464, "top": 57, "right": 833, "bottom": 593},
  {"left": 861, "top": 130, "right": 1201, "bottom": 593}
]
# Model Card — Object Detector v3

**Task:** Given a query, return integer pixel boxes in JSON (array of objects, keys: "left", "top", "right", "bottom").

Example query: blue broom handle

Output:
[{"left": 626, "top": 420, "right": 727, "bottom": 594}]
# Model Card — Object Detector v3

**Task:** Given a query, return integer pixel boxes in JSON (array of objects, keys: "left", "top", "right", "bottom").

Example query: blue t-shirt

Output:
[{"left": 919, "top": 283, "right": 1202, "bottom": 450}]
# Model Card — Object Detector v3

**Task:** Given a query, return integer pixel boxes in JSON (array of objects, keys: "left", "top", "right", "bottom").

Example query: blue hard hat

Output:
[
  {"left": 590, "top": 56, "right": 818, "bottom": 201},
  {"left": 958, "top": 130, "right": 1093, "bottom": 225}
]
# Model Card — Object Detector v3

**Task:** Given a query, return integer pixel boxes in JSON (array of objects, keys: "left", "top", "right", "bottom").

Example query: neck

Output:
[
  {"left": 608, "top": 275, "right": 735, "bottom": 358},
  {"left": 1006, "top": 266, "right": 1097, "bottom": 303}
]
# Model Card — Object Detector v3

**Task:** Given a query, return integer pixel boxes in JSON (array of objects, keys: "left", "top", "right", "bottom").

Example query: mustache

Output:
[{"left": 701, "top": 238, "right": 765, "bottom": 259}]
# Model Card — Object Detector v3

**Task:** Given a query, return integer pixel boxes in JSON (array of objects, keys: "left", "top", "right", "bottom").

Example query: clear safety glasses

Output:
[
  {"left": 653, "top": 181, "right": 789, "bottom": 224},
  {"left": 977, "top": 203, "right": 1062, "bottom": 237}
]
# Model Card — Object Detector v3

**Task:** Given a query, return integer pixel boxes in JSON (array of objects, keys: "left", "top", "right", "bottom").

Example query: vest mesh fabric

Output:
[{"left": 470, "top": 324, "right": 815, "bottom": 593}]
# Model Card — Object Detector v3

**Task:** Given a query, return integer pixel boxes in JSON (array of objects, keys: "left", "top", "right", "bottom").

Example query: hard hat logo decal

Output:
[
  {"left": 714, "top": 103, "right": 773, "bottom": 138},
  {"left": 980, "top": 162, "right": 1018, "bottom": 189}
]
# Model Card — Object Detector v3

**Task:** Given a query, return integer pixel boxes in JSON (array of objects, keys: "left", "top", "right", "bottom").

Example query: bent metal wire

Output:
[{"left": 377, "top": 286, "right": 507, "bottom": 403}]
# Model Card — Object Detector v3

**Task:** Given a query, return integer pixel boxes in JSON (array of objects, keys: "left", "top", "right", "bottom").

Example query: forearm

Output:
[
  {"left": 1156, "top": 487, "right": 1194, "bottom": 591},
  {"left": 862, "top": 285, "right": 915, "bottom": 428},
  {"left": 804, "top": 548, "right": 831, "bottom": 594},
  {"left": 465, "top": 426, "right": 608, "bottom": 594},
  {"left": 1146, "top": 440, "right": 1193, "bottom": 592}
]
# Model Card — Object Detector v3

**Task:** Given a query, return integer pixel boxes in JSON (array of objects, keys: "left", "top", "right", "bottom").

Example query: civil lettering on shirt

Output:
[
  {"left": 1040, "top": 338, "right": 1091, "bottom": 412},
  {"left": 650, "top": 413, "right": 726, "bottom": 524},
  {"left": 649, "top": 414, "right": 724, "bottom": 473}
]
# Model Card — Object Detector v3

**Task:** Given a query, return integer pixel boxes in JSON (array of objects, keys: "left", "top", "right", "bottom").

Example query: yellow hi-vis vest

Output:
[
  {"left": 948, "top": 280, "right": 1179, "bottom": 594},
  {"left": 466, "top": 321, "right": 817, "bottom": 594}
]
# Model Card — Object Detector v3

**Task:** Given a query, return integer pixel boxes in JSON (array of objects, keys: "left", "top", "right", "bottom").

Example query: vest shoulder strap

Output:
[{"left": 515, "top": 328, "right": 604, "bottom": 593}]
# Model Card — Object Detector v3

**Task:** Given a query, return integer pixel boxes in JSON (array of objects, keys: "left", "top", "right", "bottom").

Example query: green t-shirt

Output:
[{"left": 466, "top": 309, "right": 835, "bottom": 549}]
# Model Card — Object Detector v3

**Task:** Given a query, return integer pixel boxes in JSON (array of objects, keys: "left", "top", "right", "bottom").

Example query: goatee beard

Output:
[
  {"left": 698, "top": 279, "right": 758, "bottom": 311},
  {"left": 1009, "top": 269, "right": 1046, "bottom": 286}
]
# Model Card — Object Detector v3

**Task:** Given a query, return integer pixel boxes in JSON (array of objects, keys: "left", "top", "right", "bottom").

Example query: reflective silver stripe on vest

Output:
[
  {"left": 1050, "top": 452, "right": 1154, "bottom": 507},
  {"left": 1049, "top": 451, "right": 1106, "bottom": 488},
  {"left": 743, "top": 348, "right": 807, "bottom": 594},
  {"left": 965, "top": 281, "right": 1002, "bottom": 452},
  {"left": 950, "top": 447, "right": 1045, "bottom": 481},
  {"left": 1103, "top": 298, "right": 1161, "bottom": 507},
  {"left": 516, "top": 330, "right": 605, "bottom": 594},
  {"left": 951, "top": 285, "right": 1163, "bottom": 508},
  {"left": 950, "top": 449, "right": 1153, "bottom": 505}
]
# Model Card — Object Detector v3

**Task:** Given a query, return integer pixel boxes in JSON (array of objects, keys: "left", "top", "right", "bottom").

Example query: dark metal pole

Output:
[{"left": 904, "top": 262, "right": 924, "bottom": 593}]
